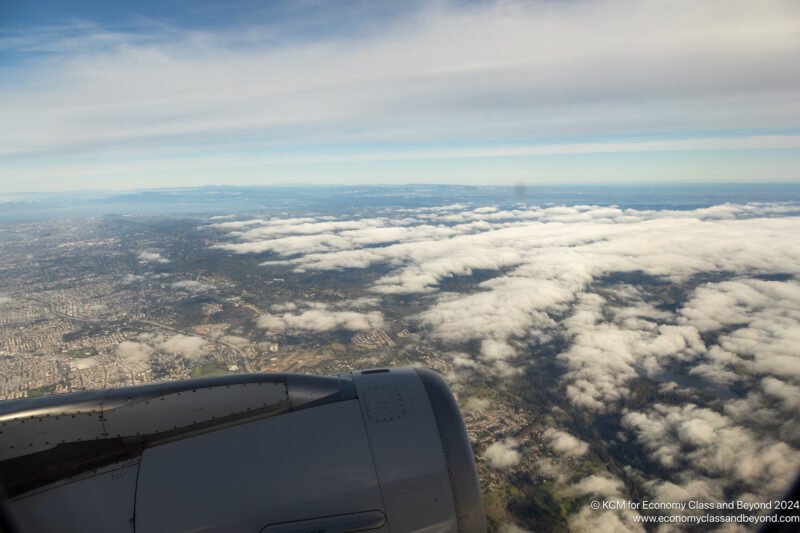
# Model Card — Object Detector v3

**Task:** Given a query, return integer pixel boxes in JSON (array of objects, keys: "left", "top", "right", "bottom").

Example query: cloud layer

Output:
[
  {"left": 209, "top": 201, "right": 800, "bottom": 521},
  {"left": 3, "top": 0, "right": 799, "bottom": 188}
]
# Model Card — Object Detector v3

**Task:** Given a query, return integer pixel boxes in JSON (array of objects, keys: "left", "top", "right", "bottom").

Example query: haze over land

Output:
[{"left": 1, "top": 185, "right": 799, "bottom": 530}]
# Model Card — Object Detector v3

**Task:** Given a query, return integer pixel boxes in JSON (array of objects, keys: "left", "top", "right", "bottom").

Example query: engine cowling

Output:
[{"left": 0, "top": 368, "right": 486, "bottom": 533}]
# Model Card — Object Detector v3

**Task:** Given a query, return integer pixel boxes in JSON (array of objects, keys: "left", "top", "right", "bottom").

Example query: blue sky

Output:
[{"left": 1, "top": 0, "right": 799, "bottom": 192}]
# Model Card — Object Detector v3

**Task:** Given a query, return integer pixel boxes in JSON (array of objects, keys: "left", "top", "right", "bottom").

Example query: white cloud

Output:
[
  {"left": 565, "top": 471, "right": 645, "bottom": 533},
  {"left": 116, "top": 341, "right": 153, "bottom": 365},
  {"left": 761, "top": 377, "right": 800, "bottom": 410},
  {"left": 483, "top": 438, "right": 522, "bottom": 470},
  {"left": 557, "top": 292, "right": 706, "bottom": 411},
  {"left": 5, "top": 3, "right": 800, "bottom": 155},
  {"left": 4, "top": 1, "right": 800, "bottom": 188},
  {"left": 623, "top": 403, "right": 800, "bottom": 498},
  {"left": 214, "top": 217, "right": 470, "bottom": 258},
  {"left": 542, "top": 428, "right": 589, "bottom": 457},
  {"left": 156, "top": 334, "right": 207, "bottom": 359},
  {"left": 221, "top": 335, "right": 249, "bottom": 347},
  {"left": 535, "top": 457, "right": 568, "bottom": 483},
  {"left": 679, "top": 279, "right": 800, "bottom": 382},
  {"left": 568, "top": 504, "right": 644, "bottom": 533},
  {"left": 644, "top": 478, "right": 723, "bottom": 505},
  {"left": 231, "top": 219, "right": 385, "bottom": 239},
  {"left": 257, "top": 307, "right": 384, "bottom": 333},
  {"left": 419, "top": 276, "right": 572, "bottom": 377},
  {"left": 567, "top": 474, "right": 624, "bottom": 498},
  {"left": 137, "top": 251, "right": 169, "bottom": 264},
  {"left": 212, "top": 204, "right": 800, "bottom": 398},
  {"left": 207, "top": 200, "right": 800, "bottom": 522},
  {"left": 269, "top": 302, "right": 298, "bottom": 312},
  {"left": 499, "top": 525, "right": 531, "bottom": 533},
  {"left": 171, "top": 280, "right": 214, "bottom": 292},
  {"left": 217, "top": 233, "right": 353, "bottom": 255},
  {"left": 462, "top": 397, "right": 491, "bottom": 414}
]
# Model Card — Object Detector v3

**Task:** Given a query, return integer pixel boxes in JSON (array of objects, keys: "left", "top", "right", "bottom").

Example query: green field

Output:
[
  {"left": 190, "top": 362, "right": 231, "bottom": 378},
  {"left": 28, "top": 384, "right": 57, "bottom": 397},
  {"left": 67, "top": 347, "right": 98, "bottom": 358}
]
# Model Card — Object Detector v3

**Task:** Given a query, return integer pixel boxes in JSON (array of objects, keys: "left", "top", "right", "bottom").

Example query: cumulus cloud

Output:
[
  {"left": 121, "top": 274, "right": 145, "bottom": 284},
  {"left": 221, "top": 335, "right": 250, "bottom": 347},
  {"left": 116, "top": 341, "right": 153, "bottom": 365},
  {"left": 761, "top": 377, "right": 800, "bottom": 410},
  {"left": 568, "top": 505, "right": 644, "bottom": 533},
  {"left": 623, "top": 403, "right": 800, "bottom": 498},
  {"left": 207, "top": 200, "right": 800, "bottom": 523},
  {"left": 462, "top": 397, "right": 491, "bottom": 414},
  {"left": 567, "top": 474, "right": 624, "bottom": 498},
  {"left": 542, "top": 428, "right": 589, "bottom": 457},
  {"left": 156, "top": 334, "right": 207, "bottom": 359},
  {"left": 534, "top": 457, "right": 568, "bottom": 483},
  {"left": 211, "top": 204, "right": 800, "bottom": 393},
  {"left": 257, "top": 307, "right": 384, "bottom": 333},
  {"left": 643, "top": 477, "right": 723, "bottom": 505},
  {"left": 269, "top": 302, "right": 298, "bottom": 312},
  {"left": 679, "top": 279, "right": 800, "bottom": 382},
  {"left": 220, "top": 233, "right": 354, "bottom": 256},
  {"left": 171, "top": 280, "right": 214, "bottom": 292},
  {"left": 557, "top": 291, "right": 706, "bottom": 411},
  {"left": 221, "top": 206, "right": 800, "bottom": 390},
  {"left": 563, "top": 470, "right": 645, "bottom": 533},
  {"left": 498, "top": 525, "right": 531, "bottom": 533},
  {"left": 342, "top": 297, "right": 380, "bottom": 309},
  {"left": 117, "top": 334, "right": 209, "bottom": 367},
  {"left": 117, "top": 340, "right": 153, "bottom": 359},
  {"left": 220, "top": 218, "right": 376, "bottom": 238},
  {"left": 213, "top": 217, "right": 471, "bottom": 258},
  {"left": 483, "top": 438, "right": 522, "bottom": 470},
  {"left": 137, "top": 251, "right": 169, "bottom": 264}
]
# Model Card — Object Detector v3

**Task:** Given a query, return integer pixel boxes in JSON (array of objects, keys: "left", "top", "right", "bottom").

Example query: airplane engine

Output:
[{"left": 0, "top": 368, "right": 486, "bottom": 533}]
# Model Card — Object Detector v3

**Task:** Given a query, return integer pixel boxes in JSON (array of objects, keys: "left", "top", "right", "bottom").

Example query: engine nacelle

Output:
[{"left": 0, "top": 368, "right": 486, "bottom": 532}]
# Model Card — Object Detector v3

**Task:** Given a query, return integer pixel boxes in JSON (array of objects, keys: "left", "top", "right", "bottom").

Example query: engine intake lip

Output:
[{"left": 414, "top": 368, "right": 487, "bottom": 533}]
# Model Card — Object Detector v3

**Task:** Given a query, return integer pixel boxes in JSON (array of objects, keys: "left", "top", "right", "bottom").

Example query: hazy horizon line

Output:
[{"left": 2, "top": 180, "right": 800, "bottom": 197}]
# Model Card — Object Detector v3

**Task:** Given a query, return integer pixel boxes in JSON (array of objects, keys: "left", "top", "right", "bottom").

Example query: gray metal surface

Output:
[
  {"left": 285, "top": 374, "right": 350, "bottom": 409},
  {"left": 353, "top": 368, "right": 460, "bottom": 533},
  {"left": 261, "top": 510, "right": 386, "bottom": 533},
  {"left": 0, "top": 411, "right": 103, "bottom": 461},
  {"left": 135, "top": 399, "right": 385, "bottom": 532},
  {"left": 0, "top": 373, "right": 354, "bottom": 464},
  {"left": 1, "top": 369, "right": 485, "bottom": 533},
  {"left": 102, "top": 381, "right": 288, "bottom": 438},
  {"left": 10, "top": 460, "right": 138, "bottom": 533},
  {"left": 0, "top": 390, "right": 106, "bottom": 422},
  {"left": 415, "top": 369, "right": 487, "bottom": 533}
]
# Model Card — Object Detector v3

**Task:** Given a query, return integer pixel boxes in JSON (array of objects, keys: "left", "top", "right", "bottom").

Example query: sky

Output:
[{"left": 1, "top": 0, "right": 800, "bottom": 192}]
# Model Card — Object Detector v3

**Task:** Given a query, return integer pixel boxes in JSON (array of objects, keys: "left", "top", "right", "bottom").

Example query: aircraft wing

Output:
[{"left": 0, "top": 367, "right": 486, "bottom": 532}]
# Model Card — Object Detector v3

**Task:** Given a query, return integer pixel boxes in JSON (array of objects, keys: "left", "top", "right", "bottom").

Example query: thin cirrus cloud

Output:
[{"left": 1, "top": 0, "right": 800, "bottom": 190}]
